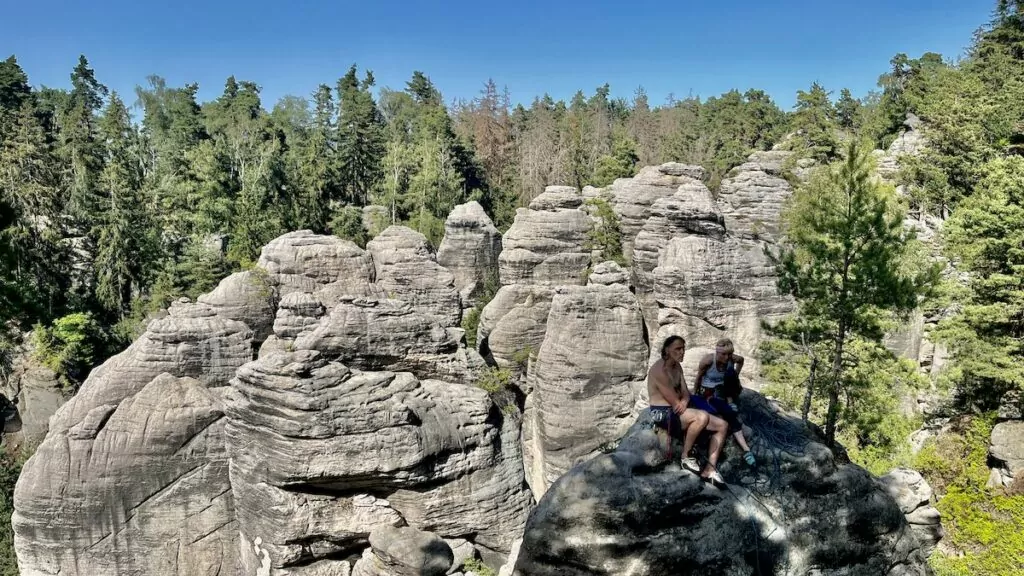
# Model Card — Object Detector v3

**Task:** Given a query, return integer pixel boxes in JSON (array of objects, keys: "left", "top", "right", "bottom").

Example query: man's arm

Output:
[{"left": 652, "top": 368, "right": 686, "bottom": 413}]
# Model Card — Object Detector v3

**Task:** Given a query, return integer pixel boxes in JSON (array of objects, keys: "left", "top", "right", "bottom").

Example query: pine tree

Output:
[
  {"left": 94, "top": 93, "right": 154, "bottom": 318},
  {"left": 337, "top": 65, "right": 385, "bottom": 205},
  {"left": 63, "top": 55, "right": 108, "bottom": 225},
  {"left": 835, "top": 88, "right": 861, "bottom": 130},
  {"left": 787, "top": 82, "right": 839, "bottom": 162},
  {"left": 771, "top": 140, "right": 938, "bottom": 445}
]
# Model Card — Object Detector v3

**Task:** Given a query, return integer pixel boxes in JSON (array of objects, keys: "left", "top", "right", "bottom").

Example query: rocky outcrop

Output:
[
  {"left": 352, "top": 526, "right": 454, "bottom": 576},
  {"left": 512, "top": 392, "right": 932, "bottom": 576},
  {"left": 604, "top": 163, "right": 706, "bottom": 261},
  {"left": 227, "top": 350, "right": 531, "bottom": 575},
  {"left": 0, "top": 344, "right": 66, "bottom": 444},
  {"left": 198, "top": 269, "right": 277, "bottom": 343},
  {"left": 521, "top": 267, "right": 648, "bottom": 496},
  {"left": 989, "top": 420, "right": 1024, "bottom": 487},
  {"left": 294, "top": 297, "right": 478, "bottom": 383},
  {"left": 13, "top": 374, "right": 236, "bottom": 576},
  {"left": 367, "top": 226, "right": 461, "bottom": 327},
  {"left": 717, "top": 150, "right": 796, "bottom": 242},
  {"left": 258, "top": 230, "right": 376, "bottom": 303},
  {"left": 498, "top": 186, "right": 592, "bottom": 286},
  {"left": 436, "top": 201, "right": 502, "bottom": 310},
  {"left": 477, "top": 285, "right": 553, "bottom": 370},
  {"left": 874, "top": 114, "right": 926, "bottom": 180},
  {"left": 882, "top": 468, "right": 943, "bottom": 553}
]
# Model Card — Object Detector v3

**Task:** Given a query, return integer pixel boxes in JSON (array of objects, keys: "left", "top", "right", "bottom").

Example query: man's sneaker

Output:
[
  {"left": 681, "top": 457, "right": 701, "bottom": 473},
  {"left": 744, "top": 451, "right": 756, "bottom": 466},
  {"left": 705, "top": 470, "right": 726, "bottom": 487}
]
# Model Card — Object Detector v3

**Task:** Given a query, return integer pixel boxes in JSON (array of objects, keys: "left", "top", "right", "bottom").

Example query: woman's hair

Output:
[
  {"left": 661, "top": 335, "right": 686, "bottom": 359},
  {"left": 715, "top": 337, "right": 734, "bottom": 353}
]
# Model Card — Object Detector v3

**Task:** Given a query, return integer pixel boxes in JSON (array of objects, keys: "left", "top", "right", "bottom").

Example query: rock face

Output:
[
  {"left": 198, "top": 269, "right": 277, "bottom": 343},
  {"left": 874, "top": 114, "right": 926, "bottom": 180},
  {"left": 989, "top": 420, "right": 1024, "bottom": 487},
  {"left": 258, "top": 230, "right": 375, "bottom": 300},
  {"left": 0, "top": 345, "right": 66, "bottom": 444},
  {"left": 352, "top": 526, "right": 453, "bottom": 576},
  {"left": 604, "top": 163, "right": 706, "bottom": 262},
  {"left": 498, "top": 186, "right": 592, "bottom": 286},
  {"left": 436, "top": 201, "right": 502, "bottom": 310},
  {"left": 14, "top": 373, "right": 236, "bottom": 576},
  {"left": 881, "top": 468, "right": 943, "bottom": 553},
  {"left": 227, "top": 350, "right": 531, "bottom": 575},
  {"left": 512, "top": 392, "right": 932, "bottom": 576},
  {"left": 367, "top": 226, "right": 461, "bottom": 327},
  {"left": 477, "top": 285, "right": 553, "bottom": 369},
  {"left": 717, "top": 150, "right": 796, "bottom": 242},
  {"left": 522, "top": 272, "right": 648, "bottom": 496}
]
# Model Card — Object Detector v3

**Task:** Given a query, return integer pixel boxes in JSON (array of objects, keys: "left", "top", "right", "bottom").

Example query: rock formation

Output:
[
  {"left": 521, "top": 262, "right": 648, "bottom": 495},
  {"left": 436, "top": 201, "right": 502, "bottom": 310},
  {"left": 512, "top": 392, "right": 933, "bottom": 576},
  {"left": 498, "top": 186, "right": 591, "bottom": 286},
  {"left": 881, "top": 468, "right": 943, "bottom": 553}
]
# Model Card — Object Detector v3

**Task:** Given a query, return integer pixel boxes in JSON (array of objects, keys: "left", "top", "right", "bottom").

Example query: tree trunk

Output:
[
  {"left": 802, "top": 355, "right": 817, "bottom": 422},
  {"left": 824, "top": 324, "right": 846, "bottom": 447}
]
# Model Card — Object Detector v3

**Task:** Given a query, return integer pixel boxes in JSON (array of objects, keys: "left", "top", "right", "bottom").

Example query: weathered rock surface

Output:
[
  {"left": 652, "top": 235, "right": 792, "bottom": 384},
  {"left": 13, "top": 374, "right": 235, "bottom": 576},
  {"left": 874, "top": 114, "right": 926, "bottom": 180},
  {"left": 367, "top": 225, "right": 461, "bottom": 327},
  {"left": 522, "top": 278, "right": 648, "bottom": 496},
  {"left": 604, "top": 163, "right": 706, "bottom": 261},
  {"left": 477, "top": 285, "right": 553, "bottom": 370},
  {"left": 294, "top": 297, "right": 476, "bottom": 382},
  {"left": 437, "top": 201, "right": 502, "bottom": 309},
  {"left": 990, "top": 421, "right": 1024, "bottom": 487},
  {"left": 0, "top": 345, "right": 66, "bottom": 444},
  {"left": 258, "top": 230, "right": 376, "bottom": 301},
  {"left": 351, "top": 526, "right": 453, "bottom": 576},
  {"left": 512, "top": 392, "right": 932, "bottom": 576},
  {"left": 227, "top": 350, "right": 531, "bottom": 574},
  {"left": 499, "top": 187, "right": 591, "bottom": 286},
  {"left": 717, "top": 150, "right": 796, "bottom": 242},
  {"left": 272, "top": 291, "right": 326, "bottom": 340},
  {"left": 881, "top": 468, "right": 943, "bottom": 553},
  {"left": 198, "top": 269, "right": 277, "bottom": 343}
]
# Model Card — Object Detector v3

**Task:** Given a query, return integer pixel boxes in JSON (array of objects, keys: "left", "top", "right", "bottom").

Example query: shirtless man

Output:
[{"left": 648, "top": 335, "right": 729, "bottom": 483}]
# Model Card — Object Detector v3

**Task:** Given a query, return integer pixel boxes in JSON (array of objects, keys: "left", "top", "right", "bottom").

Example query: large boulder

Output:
[
  {"left": 477, "top": 285, "right": 553, "bottom": 370},
  {"left": 258, "top": 230, "right": 376, "bottom": 301},
  {"left": 881, "top": 468, "right": 943, "bottom": 553},
  {"left": 293, "top": 297, "right": 478, "bottom": 383},
  {"left": 989, "top": 421, "right": 1024, "bottom": 487},
  {"left": 13, "top": 374, "right": 235, "bottom": 576},
  {"left": 604, "top": 163, "right": 706, "bottom": 262},
  {"left": 0, "top": 346, "right": 66, "bottom": 445},
  {"left": 499, "top": 186, "right": 592, "bottom": 286},
  {"left": 512, "top": 392, "right": 932, "bottom": 576},
  {"left": 437, "top": 201, "right": 502, "bottom": 310},
  {"left": 717, "top": 150, "right": 796, "bottom": 242},
  {"left": 522, "top": 270, "right": 649, "bottom": 496},
  {"left": 351, "top": 526, "right": 454, "bottom": 576},
  {"left": 367, "top": 226, "right": 461, "bottom": 327},
  {"left": 198, "top": 269, "right": 277, "bottom": 343},
  {"left": 226, "top": 350, "right": 532, "bottom": 574}
]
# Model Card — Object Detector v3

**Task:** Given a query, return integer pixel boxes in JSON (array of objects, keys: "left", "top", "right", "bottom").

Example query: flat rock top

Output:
[{"left": 528, "top": 186, "right": 583, "bottom": 211}]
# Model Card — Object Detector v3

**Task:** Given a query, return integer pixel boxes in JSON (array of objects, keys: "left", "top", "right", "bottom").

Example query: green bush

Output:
[
  {"left": 31, "top": 312, "right": 105, "bottom": 392},
  {"left": 462, "top": 558, "right": 497, "bottom": 576},
  {"left": 328, "top": 205, "right": 369, "bottom": 248},
  {"left": 476, "top": 367, "right": 512, "bottom": 394},
  {"left": 915, "top": 415, "right": 1024, "bottom": 576}
]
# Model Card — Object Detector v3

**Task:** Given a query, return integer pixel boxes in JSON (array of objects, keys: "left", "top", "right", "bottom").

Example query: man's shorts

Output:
[{"left": 648, "top": 405, "right": 684, "bottom": 441}]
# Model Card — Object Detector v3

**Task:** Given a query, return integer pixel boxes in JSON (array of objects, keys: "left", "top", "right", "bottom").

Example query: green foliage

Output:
[
  {"left": 461, "top": 272, "right": 499, "bottom": 350},
  {"left": 771, "top": 140, "right": 939, "bottom": 443},
  {"left": 476, "top": 366, "right": 512, "bottom": 394},
  {"left": 0, "top": 443, "right": 33, "bottom": 575},
  {"left": 511, "top": 346, "right": 535, "bottom": 372},
  {"left": 592, "top": 132, "right": 639, "bottom": 187},
  {"left": 328, "top": 205, "right": 369, "bottom": 248},
  {"left": 935, "top": 156, "right": 1024, "bottom": 409},
  {"left": 913, "top": 415, "right": 1024, "bottom": 576},
  {"left": 583, "top": 197, "right": 625, "bottom": 266},
  {"left": 462, "top": 558, "right": 497, "bottom": 576},
  {"left": 31, "top": 312, "right": 103, "bottom": 391},
  {"left": 783, "top": 82, "right": 839, "bottom": 162}
]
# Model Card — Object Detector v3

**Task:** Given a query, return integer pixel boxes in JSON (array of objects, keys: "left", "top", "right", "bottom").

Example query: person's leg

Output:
[
  {"left": 681, "top": 408, "right": 709, "bottom": 458},
  {"left": 733, "top": 430, "right": 751, "bottom": 452},
  {"left": 701, "top": 415, "right": 729, "bottom": 479}
]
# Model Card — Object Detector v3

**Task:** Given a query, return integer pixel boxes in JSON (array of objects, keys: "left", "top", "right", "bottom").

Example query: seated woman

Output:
[{"left": 692, "top": 338, "right": 756, "bottom": 467}]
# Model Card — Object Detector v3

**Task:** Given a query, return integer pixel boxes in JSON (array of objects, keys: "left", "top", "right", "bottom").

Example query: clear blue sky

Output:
[{"left": 0, "top": 0, "right": 998, "bottom": 112}]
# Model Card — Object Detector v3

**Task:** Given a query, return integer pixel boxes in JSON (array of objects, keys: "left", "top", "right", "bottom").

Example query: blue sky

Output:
[{"left": 0, "top": 0, "right": 998, "bottom": 112}]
